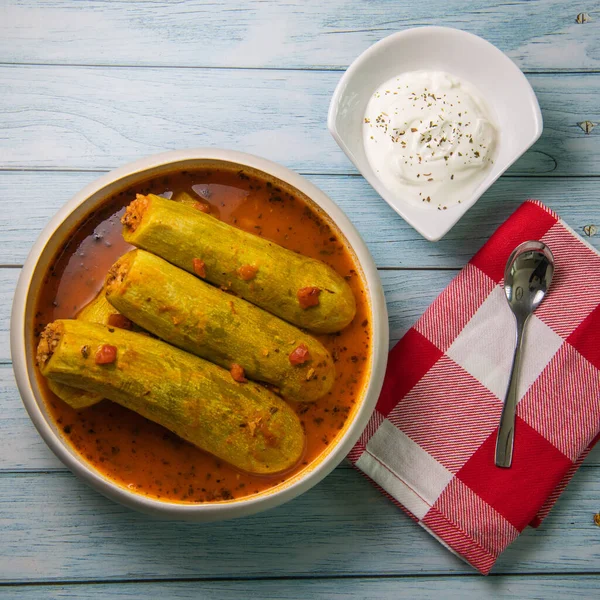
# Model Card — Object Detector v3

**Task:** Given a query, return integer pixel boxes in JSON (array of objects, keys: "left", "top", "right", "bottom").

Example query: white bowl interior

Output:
[
  {"left": 11, "top": 149, "right": 389, "bottom": 521},
  {"left": 329, "top": 27, "right": 543, "bottom": 241}
]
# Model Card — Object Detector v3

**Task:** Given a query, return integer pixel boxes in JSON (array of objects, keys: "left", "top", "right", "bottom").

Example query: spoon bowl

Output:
[
  {"left": 504, "top": 241, "right": 555, "bottom": 318},
  {"left": 495, "top": 240, "right": 555, "bottom": 468}
]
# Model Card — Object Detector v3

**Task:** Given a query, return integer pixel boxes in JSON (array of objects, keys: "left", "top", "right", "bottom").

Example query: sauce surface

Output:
[
  {"left": 363, "top": 70, "right": 498, "bottom": 210},
  {"left": 34, "top": 167, "right": 372, "bottom": 503}
]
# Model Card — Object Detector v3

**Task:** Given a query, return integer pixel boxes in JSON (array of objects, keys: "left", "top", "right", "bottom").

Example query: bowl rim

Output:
[
  {"left": 327, "top": 26, "right": 544, "bottom": 241},
  {"left": 10, "top": 148, "right": 389, "bottom": 521}
]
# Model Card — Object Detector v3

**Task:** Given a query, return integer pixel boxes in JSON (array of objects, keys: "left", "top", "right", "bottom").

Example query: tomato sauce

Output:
[{"left": 33, "top": 167, "right": 372, "bottom": 503}]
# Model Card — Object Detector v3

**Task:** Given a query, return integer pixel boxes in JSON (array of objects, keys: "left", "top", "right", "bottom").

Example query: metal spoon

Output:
[{"left": 495, "top": 240, "right": 554, "bottom": 468}]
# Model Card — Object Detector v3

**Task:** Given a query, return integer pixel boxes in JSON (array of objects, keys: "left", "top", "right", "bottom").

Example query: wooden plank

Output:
[
  {"left": 3, "top": 263, "right": 600, "bottom": 470},
  {"left": 0, "top": 465, "right": 599, "bottom": 582},
  {"left": 2, "top": 350, "right": 599, "bottom": 473},
  {"left": 0, "top": 268, "right": 453, "bottom": 365},
  {"left": 4, "top": 575, "right": 600, "bottom": 599},
  {"left": 1, "top": 1, "right": 598, "bottom": 591},
  {"left": 0, "top": 268, "right": 459, "bottom": 470},
  {"left": 0, "top": 269, "right": 18, "bottom": 361},
  {"left": 3, "top": 366, "right": 599, "bottom": 473},
  {"left": 1, "top": 171, "right": 600, "bottom": 268},
  {"left": 0, "top": 366, "right": 61, "bottom": 471},
  {"left": 0, "top": 1, "right": 598, "bottom": 72},
  {"left": 0, "top": 66, "right": 598, "bottom": 175}
]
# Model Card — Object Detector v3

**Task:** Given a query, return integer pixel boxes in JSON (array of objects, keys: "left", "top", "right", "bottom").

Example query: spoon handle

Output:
[{"left": 495, "top": 316, "right": 526, "bottom": 468}]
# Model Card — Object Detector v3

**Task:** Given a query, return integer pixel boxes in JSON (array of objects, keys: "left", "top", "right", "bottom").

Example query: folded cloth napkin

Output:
[{"left": 348, "top": 200, "right": 600, "bottom": 574}]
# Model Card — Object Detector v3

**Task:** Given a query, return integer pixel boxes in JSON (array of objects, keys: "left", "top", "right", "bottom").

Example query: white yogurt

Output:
[{"left": 363, "top": 70, "right": 498, "bottom": 210}]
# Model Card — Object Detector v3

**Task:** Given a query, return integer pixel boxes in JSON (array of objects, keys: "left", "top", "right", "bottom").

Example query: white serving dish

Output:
[
  {"left": 11, "top": 148, "right": 389, "bottom": 521},
  {"left": 328, "top": 26, "right": 543, "bottom": 241}
]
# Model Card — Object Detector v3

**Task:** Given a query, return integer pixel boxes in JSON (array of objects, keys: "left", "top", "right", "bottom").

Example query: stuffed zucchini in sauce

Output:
[
  {"left": 105, "top": 249, "right": 335, "bottom": 402},
  {"left": 46, "top": 285, "right": 123, "bottom": 409},
  {"left": 38, "top": 320, "right": 305, "bottom": 475},
  {"left": 121, "top": 194, "right": 356, "bottom": 333},
  {"left": 33, "top": 166, "right": 372, "bottom": 503}
]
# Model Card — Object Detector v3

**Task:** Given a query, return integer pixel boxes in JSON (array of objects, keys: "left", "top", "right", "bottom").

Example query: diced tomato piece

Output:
[
  {"left": 193, "top": 202, "right": 211, "bottom": 213},
  {"left": 95, "top": 344, "right": 117, "bottom": 365},
  {"left": 193, "top": 258, "right": 206, "bottom": 278},
  {"left": 297, "top": 286, "right": 321, "bottom": 309},
  {"left": 107, "top": 314, "right": 132, "bottom": 330},
  {"left": 230, "top": 363, "right": 248, "bottom": 383},
  {"left": 289, "top": 343, "right": 311, "bottom": 366},
  {"left": 238, "top": 264, "right": 258, "bottom": 281}
]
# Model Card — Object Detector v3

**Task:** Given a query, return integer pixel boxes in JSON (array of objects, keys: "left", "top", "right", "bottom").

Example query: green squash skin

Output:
[
  {"left": 47, "top": 288, "right": 121, "bottom": 409},
  {"left": 38, "top": 320, "right": 306, "bottom": 475},
  {"left": 122, "top": 194, "right": 356, "bottom": 334},
  {"left": 48, "top": 190, "right": 207, "bottom": 409},
  {"left": 106, "top": 249, "right": 335, "bottom": 402},
  {"left": 171, "top": 190, "right": 202, "bottom": 207}
]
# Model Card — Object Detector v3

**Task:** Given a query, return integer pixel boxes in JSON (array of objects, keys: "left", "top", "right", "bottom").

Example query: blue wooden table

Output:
[{"left": 1, "top": 2, "right": 599, "bottom": 597}]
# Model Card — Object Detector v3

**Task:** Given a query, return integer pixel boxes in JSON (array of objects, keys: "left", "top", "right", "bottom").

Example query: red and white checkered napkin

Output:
[{"left": 348, "top": 200, "right": 600, "bottom": 574}]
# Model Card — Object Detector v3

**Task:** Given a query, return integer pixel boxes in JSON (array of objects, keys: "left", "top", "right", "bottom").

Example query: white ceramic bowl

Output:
[
  {"left": 328, "top": 26, "right": 543, "bottom": 241},
  {"left": 11, "top": 148, "right": 388, "bottom": 521}
]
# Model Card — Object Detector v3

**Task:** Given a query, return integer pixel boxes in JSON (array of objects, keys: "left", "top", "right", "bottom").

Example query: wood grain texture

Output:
[
  {"left": 0, "top": 67, "right": 598, "bottom": 175},
  {"left": 0, "top": 267, "right": 461, "bottom": 467},
  {"left": 0, "top": 270, "right": 18, "bottom": 361},
  {"left": 1, "top": 171, "right": 599, "bottom": 268},
  {"left": 1, "top": 1, "right": 598, "bottom": 72},
  {"left": 4, "top": 575, "right": 600, "bottom": 599},
  {"left": 2, "top": 359, "right": 599, "bottom": 472},
  {"left": 0, "top": 466, "right": 599, "bottom": 582},
  {"left": 0, "top": 268, "right": 455, "bottom": 363},
  {"left": 0, "top": 366, "right": 61, "bottom": 471},
  {"left": 2, "top": 0, "right": 600, "bottom": 590}
]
